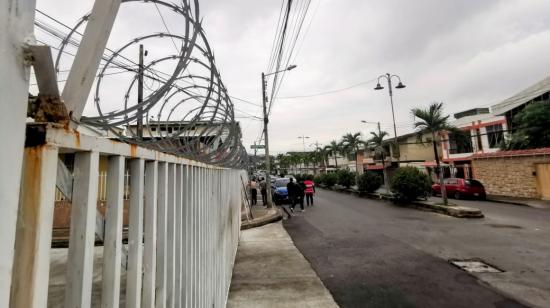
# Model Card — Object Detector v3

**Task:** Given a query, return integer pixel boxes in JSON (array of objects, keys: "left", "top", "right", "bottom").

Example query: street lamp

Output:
[
  {"left": 297, "top": 135, "right": 310, "bottom": 152},
  {"left": 262, "top": 64, "right": 298, "bottom": 208},
  {"left": 374, "top": 73, "right": 406, "bottom": 164}
]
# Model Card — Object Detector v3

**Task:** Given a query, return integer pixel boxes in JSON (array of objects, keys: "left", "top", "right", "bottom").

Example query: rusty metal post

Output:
[
  {"left": 0, "top": 0, "right": 37, "bottom": 305},
  {"left": 10, "top": 145, "right": 58, "bottom": 308}
]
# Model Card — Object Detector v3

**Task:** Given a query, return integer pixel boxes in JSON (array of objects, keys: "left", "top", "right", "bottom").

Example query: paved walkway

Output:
[{"left": 227, "top": 221, "right": 338, "bottom": 308}]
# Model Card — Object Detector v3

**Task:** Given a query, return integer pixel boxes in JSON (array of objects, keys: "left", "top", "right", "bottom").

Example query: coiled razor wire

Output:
[{"left": 55, "top": 0, "right": 248, "bottom": 168}]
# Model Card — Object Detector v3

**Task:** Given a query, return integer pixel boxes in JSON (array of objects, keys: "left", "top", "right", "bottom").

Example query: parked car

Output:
[
  {"left": 272, "top": 178, "right": 291, "bottom": 205},
  {"left": 432, "top": 178, "right": 486, "bottom": 200}
]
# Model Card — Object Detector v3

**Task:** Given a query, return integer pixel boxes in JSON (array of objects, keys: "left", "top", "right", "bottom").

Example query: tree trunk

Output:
[
  {"left": 432, "top": 133, "right": 448, "bottom": 205},
  {"left": 334, "top": 155, "right": 338, "bottom": 168}
]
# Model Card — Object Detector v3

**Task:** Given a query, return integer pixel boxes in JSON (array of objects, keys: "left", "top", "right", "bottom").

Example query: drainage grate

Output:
[{"left": 450, "top": 259, "right": 503, "bottom": 273}]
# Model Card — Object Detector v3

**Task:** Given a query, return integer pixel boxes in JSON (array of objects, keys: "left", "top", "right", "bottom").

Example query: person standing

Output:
[
  {"left": 297, "top": 180, "right": 306, "bottom": 212},
  {"left": 287, "top": 178, "right": 298, "bottom": 212},
  {"left": 260, "top": 177, "right": 268, "bottom": 206},
  {"left": 304, "top": 178, "right": 315, "bottom": 206},
  {"left": 250, "top": 177, "right": 258, "bottom": 206}
]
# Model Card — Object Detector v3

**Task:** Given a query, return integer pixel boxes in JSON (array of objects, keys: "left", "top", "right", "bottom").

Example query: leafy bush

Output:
[
  {"left": 320, "top": 173, "right": 338, "bottom": 187},
  {"left": 390, "top": 167, "right": 431, "bottom": 202},
  {"left": 313, "top": 175, "right": 322, "bottom": 184},
  {"left": 305, "top": 174, "right": 314, "bottom": 181},
  {"left": 357, "top": 172, "right": 382, "bottom": 193},
  {"left": 336, "top": 169, "right": 356, "bottom": 188}
]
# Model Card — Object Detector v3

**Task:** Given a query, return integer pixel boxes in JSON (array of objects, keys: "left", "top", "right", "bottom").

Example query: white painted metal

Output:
[
  {"left": 166, "top": 163, "right": 176, "bottom": 308},
  {"left": 142, "top": 161, "right": 158, "bottom": 308},
  {"left": 65, "top": 151, "right": 100, "bottom": 308},
  {"left": 156, "top": 162, "right": 168, "bottom": 308},
  {"left": 0, "top": 0, "right": 37, "bottom": 303},
  {"left": 126, "top": 159, "right": 144, "bottom": 308},
  {"left": 6, "top": 124, "right": 243, "bottom": 307},
  {"left": 174, "top": 164, "right": 183, "bottom": 308},
  {"left": 101, "top": 155, "right": 125, "bottom": 308},
  {"left": 10, "top": 145, "right": 58, "bottom": 308},
  {"left": 61, "top": 0, "right": 122, "bottom": 124}
]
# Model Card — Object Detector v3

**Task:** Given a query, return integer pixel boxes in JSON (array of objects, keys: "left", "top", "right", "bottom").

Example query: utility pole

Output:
[
  {"left": 137, "top": 44, "right": 144, "bottom": 139},
  {"left": 261, "top": 65, "right": 297, "bottom": 208},
  {"left": 261, "top": 72, "right": 274, "bottom": 208}
]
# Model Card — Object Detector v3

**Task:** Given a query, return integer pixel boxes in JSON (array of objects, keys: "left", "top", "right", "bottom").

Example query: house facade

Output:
[{"left": 440, "top": 108, "right": 507, "bottom": 179}]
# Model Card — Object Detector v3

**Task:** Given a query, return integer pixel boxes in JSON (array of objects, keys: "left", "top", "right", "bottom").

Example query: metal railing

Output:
[{"left": 6, "top": 123, "right": 244, "bottom": 308}]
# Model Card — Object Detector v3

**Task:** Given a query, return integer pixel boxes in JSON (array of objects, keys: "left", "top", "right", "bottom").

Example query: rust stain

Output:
[
  {"left": 130, "top": 144, "right": 138, "bottom": 157},
  {"left": 74, "top": 130, "right": 81, "bottom": 148}
]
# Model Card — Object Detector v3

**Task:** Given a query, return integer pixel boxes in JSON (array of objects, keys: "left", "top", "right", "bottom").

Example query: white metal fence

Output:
[{"left": 4, "top": 124, "right": 244, "bottom": 308}]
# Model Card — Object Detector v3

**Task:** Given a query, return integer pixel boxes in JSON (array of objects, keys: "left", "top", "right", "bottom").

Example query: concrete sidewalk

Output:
[{"left": 227, "top": 221, "right": 338, "bottom": 308}]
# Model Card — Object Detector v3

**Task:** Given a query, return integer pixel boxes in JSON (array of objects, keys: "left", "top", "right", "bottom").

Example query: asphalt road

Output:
[{"left": 283, "top": 189, "right": 550, "bottom": 308}]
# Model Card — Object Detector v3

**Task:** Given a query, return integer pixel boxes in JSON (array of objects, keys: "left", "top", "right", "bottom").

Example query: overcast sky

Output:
[{"left": 36, "top": 0, "right": 550, "bottom": 154}]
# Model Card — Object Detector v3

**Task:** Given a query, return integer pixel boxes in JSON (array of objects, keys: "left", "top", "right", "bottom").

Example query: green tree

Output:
[
  {"left": 368, "top": 130, "right": 390, "bottom": 190},
  {"left": 506, "top": 102, "right": 550, "bottom": 150},
  {"left": 324, "top": 140, "right": 342, "bottom": 168},
  {"left": 341, "top": 132, "right": 365, "bottom": 164},
  {"left": 411, "top": 102, "right": 453, "bottom": 205}
]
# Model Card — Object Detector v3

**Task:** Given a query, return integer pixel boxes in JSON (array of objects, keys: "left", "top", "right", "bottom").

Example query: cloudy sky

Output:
[{"left": 36, "top": 0, "right": 550, "bottom": 154}]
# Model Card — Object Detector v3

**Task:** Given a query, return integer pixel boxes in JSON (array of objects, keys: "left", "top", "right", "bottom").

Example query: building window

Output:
[
  {"left": 449, "top": 131, "right": 473, "bottom": 154},
  {"left": 486, "top": 124, "right": 504, "bottom": 148}
]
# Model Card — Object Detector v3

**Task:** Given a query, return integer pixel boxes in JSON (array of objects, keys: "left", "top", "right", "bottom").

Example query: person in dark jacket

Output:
[{"left": 287, "top": 178, "right": 299, "bottom": 212}]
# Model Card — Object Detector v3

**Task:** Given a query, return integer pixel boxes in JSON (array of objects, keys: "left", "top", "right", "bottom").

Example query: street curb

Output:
[
  {"left": 411, "top": 201, "right": 484, "bottom": 218},
  {"left": 241, "top": 208, "right": 283, "bottom": 230},
  {"left": 319, "top": 187, "right": 484, "bottom": 218}
]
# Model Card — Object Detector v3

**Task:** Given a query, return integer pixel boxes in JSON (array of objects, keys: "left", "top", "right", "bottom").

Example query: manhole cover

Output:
[{"left": 450, "top": 259, "right": 503, "bottom": 273}]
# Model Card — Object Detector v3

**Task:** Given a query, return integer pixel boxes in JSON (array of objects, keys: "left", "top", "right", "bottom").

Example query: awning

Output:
[{"left": 366, "top": 165, "right": 384, "bottom": 170}]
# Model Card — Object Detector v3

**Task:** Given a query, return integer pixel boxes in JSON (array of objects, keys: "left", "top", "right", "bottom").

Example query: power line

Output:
[{"left": 277, "top": 77, "right": 378, "bottom": 99}]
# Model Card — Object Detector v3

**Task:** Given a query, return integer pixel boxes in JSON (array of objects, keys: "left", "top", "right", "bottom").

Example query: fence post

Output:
[
  {"left": 175, "top": 164, "right": 183, "bottom": 307},
  {"left": 142, "top": 161, "right": 158, "bottom": 308},
  {"left": 9, "top": 145, "right": 58, "bottom": 308},
  {"left": 100, "top": 155, "right": 125, "bottom": 308},
  {"left": 127, "top": 158, "right": 144, "bottom": 308},
  {"left": 156, "top": 162, "right": 168, "bottom": 308},
  {"left": 65, "top": 151, "right": 100, "bottom": 308},
  {"left": 0, "top": 1, "right": 37, "bottom": 304}
]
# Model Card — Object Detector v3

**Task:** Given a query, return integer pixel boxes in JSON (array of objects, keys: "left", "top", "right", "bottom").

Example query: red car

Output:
[{"left": 432, "top": 178, "right": 486, "bottom": 200}]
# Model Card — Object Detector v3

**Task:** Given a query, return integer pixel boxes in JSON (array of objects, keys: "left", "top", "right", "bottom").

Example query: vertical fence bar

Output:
[
  {"left": 193, "top": 166, "right": 199, "bottom": 308},
  {"left": 126, "top": 158, "right": 144, "bottom": 308},
  {"left": 199, "top": 167, "right": 204, "bottom": 307},
  {"left": 156, "top": 162, "right": 168, "bottom": 308},
  {"left": 166, "top": 163, "right": 176, "bottom": 307},
  {"left": 64, "top": 151, "right": 99, "bottom": 308},
  {"left": 186, "top": 166, "right": 194, "bottom": 308},
  {"left": 181, "top": 165, "right": 189, "bottom": 307},
  {"left": 174, "top": 164, "right": 182, "bottom": 308},
  {"left": 142, "top": 161, "right": 158, "bottom": 308},
  {"left": 9, "top": 145, "right": 58, "bottom": 308},
  {"left": 101, "top": 155, "right": 125, "bottom": 308},
  {"left": 0, "top": 1, "right": 37, "bottom": 303}
]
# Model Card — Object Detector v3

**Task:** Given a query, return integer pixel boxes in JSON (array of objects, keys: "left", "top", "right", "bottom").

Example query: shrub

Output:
[
  {"left": 357, "top": 172, "right": 382, "bottom": 193},
  {"left": 313, "top": 175, "right": 322, "bottom": 185},
  {"left": 305, "top": 174, "right": 314, "bottom": 181},
  {"left": 336, "top": 169, "right": 356, "bottom": 188},
  {"left": 390, "top": 167, "right": 431, "bottom": 202},
  {"left": 321, "top": 173, "right": 338, "bottom": 187}
]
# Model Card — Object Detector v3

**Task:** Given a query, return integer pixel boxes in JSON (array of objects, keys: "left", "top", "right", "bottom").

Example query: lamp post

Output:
[
  {"left": 374, "top": 73, "right": 406, "bottom": 164},
  {"left": 262, "top": 64, "right": 297, "bottom": 208}
]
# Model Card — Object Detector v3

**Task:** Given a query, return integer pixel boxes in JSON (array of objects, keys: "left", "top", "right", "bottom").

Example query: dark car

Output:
[
  {"left": 432, "top": 178, "right": 486, "bottom": 200},
  {"left": 272, "top": 178, "right": 291, "bottom": 205}
]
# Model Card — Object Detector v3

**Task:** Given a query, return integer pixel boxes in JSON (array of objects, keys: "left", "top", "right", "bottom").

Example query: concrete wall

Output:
[
  {"left": 472, "top": 155, "right": 550, "bottom": 198},
  {"left": 398, "top": 134, "right": 437, "bottom": 162}
]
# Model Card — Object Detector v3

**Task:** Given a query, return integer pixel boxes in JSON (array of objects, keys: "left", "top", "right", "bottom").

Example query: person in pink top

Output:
[{"left": 303, "top": 179, "right": 315, "bottom": 207}]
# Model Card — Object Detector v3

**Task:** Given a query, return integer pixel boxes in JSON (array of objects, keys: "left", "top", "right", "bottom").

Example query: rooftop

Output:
[{"left": 491, "top": 76, "right": 550, "bottom": 115}]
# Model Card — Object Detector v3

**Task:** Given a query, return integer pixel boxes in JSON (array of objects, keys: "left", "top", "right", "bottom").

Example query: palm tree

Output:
[
  {"left": 341, "top": 132, "right": 365, "bottom": 172},
  {"left": 324, "top": 140, "right": 342, "bottom": 168},
  {"left": 368, "top": 130, "right": 390, "bottom": 190},
  {"left": 411, "top": 102, "right": 453, "bottom": 205}
]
